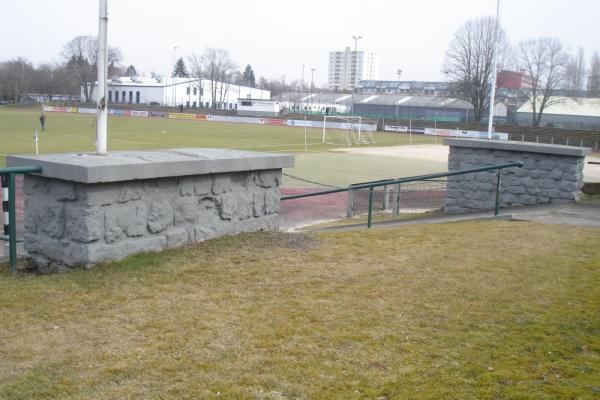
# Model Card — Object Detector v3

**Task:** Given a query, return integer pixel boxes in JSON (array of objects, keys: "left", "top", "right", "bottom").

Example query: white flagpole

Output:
[
  {"left": 96, "top": 0, "right": 108, "bottom": 154},
  {"left": 487, "top": 0, "right": 501, "bottom": 140}
]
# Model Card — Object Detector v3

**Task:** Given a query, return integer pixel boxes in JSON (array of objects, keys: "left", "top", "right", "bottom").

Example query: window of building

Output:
[
  {"left": 193, "top": 87, "right": 197, "bottom": 95},
  {"left": 186, "top": 101, "right": 190, "bottom": 108},
  {"left": 128, "top": 91, "right": 133, "bottom": 104},
  {"left": 186, "top": 87, "right": 190, "bottom": 95},
  {"left": 108, "top": 90, "right": 112, "bottom": 103},
  {"left": 192, "top": 101, "right": 197, "bottom": 108},
  {"left": 136, "top": 91, "right": 140, "bottom": 104},
  {"left": 122, "top": 91, "right": 126, "bottom": 103},
  {"left": 115, "top": 91, "right": 119, "bottom": 103}
]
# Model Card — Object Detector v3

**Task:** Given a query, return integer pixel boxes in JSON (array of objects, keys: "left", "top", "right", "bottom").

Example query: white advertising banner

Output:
[{"left": 424, "top": 127, "right": 508, "bottom": 141}]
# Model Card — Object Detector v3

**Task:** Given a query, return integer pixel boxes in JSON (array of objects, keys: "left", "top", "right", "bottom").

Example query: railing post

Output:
[
  {"left": 1, "top": 175, "right": 8, "bottom": 262},
  {"left": 346, "top": 185, "right": 354, "bottom": 218},
  {"left": 382, "top": 184, "right": 390, "bottom": 211},
  {"left": 495, "top": 170, "right": 503, "bottom": 216},
  {"left": 367, "top": 187, "right": 374, "bottom": 228},
  {"left": 394, "top": 183, "right": 401, "bottom": 215},
  {"left": 8, "top": 174, "right": 17, "bottom": 274}
]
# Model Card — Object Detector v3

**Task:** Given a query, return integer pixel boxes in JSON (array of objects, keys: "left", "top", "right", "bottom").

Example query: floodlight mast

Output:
[{"left": 96, "top": 0, "right": 108, "bottom": 154}]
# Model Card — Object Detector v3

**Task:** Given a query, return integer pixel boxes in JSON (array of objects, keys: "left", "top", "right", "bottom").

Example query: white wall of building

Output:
[
  {"left": 84, "top": 77, "right": 270, "bottom": 109},
  {"left": 328, "top": 47, "right": 378, "bottom": 91}
]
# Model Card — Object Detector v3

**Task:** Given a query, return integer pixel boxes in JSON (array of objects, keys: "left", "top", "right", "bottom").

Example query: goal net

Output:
[{"left": 321, "top": 116, "right": 375, "bottom": 146}]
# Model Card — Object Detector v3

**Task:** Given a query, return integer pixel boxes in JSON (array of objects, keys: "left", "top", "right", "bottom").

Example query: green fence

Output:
[
  {"left": 281, "top": 162, "right": 524, "bottom": 228},
  {"left": 1, "top": 166, "right": 42, "bottom": 273}
]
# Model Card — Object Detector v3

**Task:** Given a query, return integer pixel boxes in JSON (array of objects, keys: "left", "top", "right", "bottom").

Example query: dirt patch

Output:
[{"left": 333, "top": 144, "right": 449, "bottom": 163}]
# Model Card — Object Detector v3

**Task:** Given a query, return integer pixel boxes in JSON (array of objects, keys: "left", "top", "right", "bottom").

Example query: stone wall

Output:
[
  {"left": 23, "top": 169, "right": 282, "bottom": 272},
  {"left": 444, "top": 139, "right": 590, "bottom": 214}
]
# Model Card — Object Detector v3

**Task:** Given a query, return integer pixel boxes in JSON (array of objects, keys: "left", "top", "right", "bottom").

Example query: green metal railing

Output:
[
  {"left": 282, "top": 162, "right": 524, "bottom": 228},
  {"left": 1, "top": 166, "right": 42, "bottom": 273}
]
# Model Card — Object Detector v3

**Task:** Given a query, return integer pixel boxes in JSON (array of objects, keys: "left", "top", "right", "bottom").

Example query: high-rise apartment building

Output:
[{"left": 328, "top": 47, "right": 378, "bottom": 91}]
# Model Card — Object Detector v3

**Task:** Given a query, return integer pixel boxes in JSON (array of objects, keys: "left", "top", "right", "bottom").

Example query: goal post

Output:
[{"left": 322, "top": 115, "right": 374, "bottom": 146}]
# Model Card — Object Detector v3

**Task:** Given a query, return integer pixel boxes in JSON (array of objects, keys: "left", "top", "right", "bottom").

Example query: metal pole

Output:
[
  {"left": 1, "top": 175, "right": 8, "bottom": 262},
  {"left": 394, "top": 183, "right": 401, "bottom": 215},
  {"left": 351, "top": 35, "right": 362, "bottom": 115},
  {"left": 367, "top": 187, "right": 374, "bottom": 228},
  {"left": 494, "top": 170, "right": 503, "bottom": 216},
  {"left": 396, "top": 69, "right": 402, "bottom": 124},
  {"left": 487, "top": 0, "right": 501, "bottom": 139},
  {"left": 346, "top": 186, "right": 354, "bottom": 217},
  {"left": 8, "top": 174, "right": 16, "bottom": 273},
  {"left": 172, "top": 46, "right": 178, "bottom": 107},
  {"left": 304, "top": 115, "right": 307, "bottom": 151},
  {"left": 96, "top": 0, "right": 108, "bottom": 155}
]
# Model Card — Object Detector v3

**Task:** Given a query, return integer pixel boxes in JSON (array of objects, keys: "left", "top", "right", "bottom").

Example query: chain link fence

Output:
[{"left": 347, "top": 179, "right": 447, "bottom": 217}]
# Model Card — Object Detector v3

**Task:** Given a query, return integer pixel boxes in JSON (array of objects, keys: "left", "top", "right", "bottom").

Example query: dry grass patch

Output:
[{"left": 0, "top": 223, "right": 599, "bottom": 399}]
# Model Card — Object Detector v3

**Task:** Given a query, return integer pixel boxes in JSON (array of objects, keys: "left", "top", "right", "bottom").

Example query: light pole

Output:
[
  {"left": 395, "top": 69, "right": 402, "bottom": 121},
  {"left": 301, "top": 64, "right": 305, "bottom": 113},
  {"left": 351, "top": 35, "right": 362, "bottom": 115},
  {"left": 444, "top": 70, "right": 449, "bottom": 120},
  {"left": 171, "top": 46, "right": 178, "bottom": 107},
  {"left": 487, "top": 0, "right": 501, "bottom": 139},
  {"left": 310, "top": 68, "right": 316, "bottom": 113}
]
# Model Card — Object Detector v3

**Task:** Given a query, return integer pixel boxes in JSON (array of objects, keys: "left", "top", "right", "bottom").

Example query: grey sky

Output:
[{"left": 2, "top": 0, "right": 599, "bottom": 85}]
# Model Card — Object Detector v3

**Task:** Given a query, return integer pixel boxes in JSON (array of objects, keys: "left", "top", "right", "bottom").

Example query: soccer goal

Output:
[{"left": 321, "top": 115, "right": 375, "bottom": 146}]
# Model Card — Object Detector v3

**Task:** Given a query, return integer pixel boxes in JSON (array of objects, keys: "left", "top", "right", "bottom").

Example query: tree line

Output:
[
  {"left": 445, "top": 16, "right": 600, "bottom": 125},
  {"left": 0, "top": 35, "right": 302, "bottom": 107}
]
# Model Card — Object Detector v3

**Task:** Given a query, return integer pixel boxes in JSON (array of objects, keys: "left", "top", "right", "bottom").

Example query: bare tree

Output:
[
  {"left": 588, "top": 52, "right": 600, "bottom": 96},
  {"left": 61, "top": 35, "right": 122, "bottom": 102},
  {"left": 565, "top": 47, "right": 586, "bottom": 92},
  {"left": 0, "top": 58, "right": 34, "bottom": 102},
  {"left": 517, "top": 38, "right": 569, "bottom": 126},
  {"left": 188, "top": 48, "right": 236, "bottom": 109},
  {"left": 32, "top": 63, "right": 63, "bottom": 101},
  {"left": 444, "top": 16, "right": 510, "bottom": 122}
]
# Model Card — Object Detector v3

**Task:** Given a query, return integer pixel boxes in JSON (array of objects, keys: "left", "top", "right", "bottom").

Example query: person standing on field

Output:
[{"left": 39, "top": 113, "right": 46, "bottom": 131}]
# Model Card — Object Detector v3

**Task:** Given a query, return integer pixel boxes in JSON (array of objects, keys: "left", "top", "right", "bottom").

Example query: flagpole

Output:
[
  {"left": 487, "top": 0, "right": 501, "bottom": 139},
  {"left": 96, "top": 0, "right": 108, "bottom": 154}
]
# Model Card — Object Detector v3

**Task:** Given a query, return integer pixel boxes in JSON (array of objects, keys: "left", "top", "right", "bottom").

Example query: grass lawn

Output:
[
  {"left": 0, "top": 106, "right": 435, "bottom": 162},
  {"left": 1, "top": 220, "right": 599, "bottom": 399},
  {"left": 0, "top": 107, "right": 441, "bottom": 187}
]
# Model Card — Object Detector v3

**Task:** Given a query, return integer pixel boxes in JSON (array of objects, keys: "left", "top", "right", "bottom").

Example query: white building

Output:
[
  {"left": 237, "top": 99, "right": 282, "bottom": 117},
  {"left": 328, "top": 47, "right": 378, "bottom": 91},
  {"left": 83, "top": 76, "right": 270, "bottom": 109}
]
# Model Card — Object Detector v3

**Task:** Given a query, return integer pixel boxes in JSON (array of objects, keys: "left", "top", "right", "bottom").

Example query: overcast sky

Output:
[{"left": 2, "top": 0, "right": 599, "bottom": 85}]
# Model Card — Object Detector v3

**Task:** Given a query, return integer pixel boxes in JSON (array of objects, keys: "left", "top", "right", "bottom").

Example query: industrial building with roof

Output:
[
  {"left": 515, "top": 97, "right": 600, "bottom": 129},
  {"left": 273, "top": 92, "right": 507, "bottom": 123}
]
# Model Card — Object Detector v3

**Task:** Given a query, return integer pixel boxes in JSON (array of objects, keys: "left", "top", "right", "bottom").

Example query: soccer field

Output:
[{"left": 0, "top": 107, "right": 444, "bottom": 186}]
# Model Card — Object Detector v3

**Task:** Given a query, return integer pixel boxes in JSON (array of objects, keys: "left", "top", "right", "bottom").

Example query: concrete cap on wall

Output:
[
  {"left": 7, "top": 148, "right": 295, "bottom": 184},
  {"left": 443, "top": 138, "right": 591, "bottom": 157}
]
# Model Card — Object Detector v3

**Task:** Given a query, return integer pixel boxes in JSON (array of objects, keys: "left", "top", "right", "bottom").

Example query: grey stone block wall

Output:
[
  {"left": 444, "top": 144, "right": 587, "bottom": 213},
  {"left": 23, "top": 169, "right": 282, "bottom": 272}
]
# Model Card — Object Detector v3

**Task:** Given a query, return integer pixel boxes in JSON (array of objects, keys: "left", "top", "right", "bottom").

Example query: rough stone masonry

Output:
[
  {"left": 444, "top": 138, "right": 590, "bottom": 213},
  {"left": 8, "top": 149, "right": 294, "bottom": 272}
]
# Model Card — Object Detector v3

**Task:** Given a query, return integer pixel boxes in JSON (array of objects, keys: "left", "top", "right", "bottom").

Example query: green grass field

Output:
[
  {"left": 0, "top": 106, "right": 443, "bottom": 186},
  {"left": 1, "top": 221, "right": 599, "bottom": 399}
]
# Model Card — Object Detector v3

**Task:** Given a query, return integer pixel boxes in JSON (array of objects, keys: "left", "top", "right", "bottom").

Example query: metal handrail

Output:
[
  {"left": 282, "top": 161, "right": 524, "bottom": 228},
  {"left": 1, "top": 165, "right": 42, "bottom": 273}
]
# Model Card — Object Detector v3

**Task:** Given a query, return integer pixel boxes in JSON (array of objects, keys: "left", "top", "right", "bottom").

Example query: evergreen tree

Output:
[
  {"left": 173, "top": 57, "right": 189, "bottom": 78},
  {"left": 125, "top": 64, "right": 137, "bottom": 77},
  {"left": 242, "top": 64, "right": 256, "bottom": 87}
]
